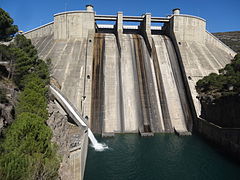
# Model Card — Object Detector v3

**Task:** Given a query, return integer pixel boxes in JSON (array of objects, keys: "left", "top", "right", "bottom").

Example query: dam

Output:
[{"left": 24, "top": 5, "right": 237, "bottom": 179}]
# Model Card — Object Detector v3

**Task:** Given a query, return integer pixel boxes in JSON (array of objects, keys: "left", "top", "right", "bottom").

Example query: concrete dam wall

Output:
[
  {"left": 91, "top": 33, "right": 190, "bottom": 135},
  {"left": 24, "top": 6, "right": 236, "bottom": 137},
  {"left": 24, "top": 6, "right": 237, "bottom": 179}
]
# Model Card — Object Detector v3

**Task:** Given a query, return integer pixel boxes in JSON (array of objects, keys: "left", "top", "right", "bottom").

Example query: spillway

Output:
[
  {"left": 24, "top": 8, "right": 236, "bottom": 138},
  {"left": 30, "top": 32, "right": 206, "bottom": 136},
  {"left": 28, "top": 29, "right": 235, "bottom": 137},
  {"left": 89, "top": 33, "right": 190, "bottom": 136},
  {"left": 152, "top": 35, "right": 191, "bottom": 133}
]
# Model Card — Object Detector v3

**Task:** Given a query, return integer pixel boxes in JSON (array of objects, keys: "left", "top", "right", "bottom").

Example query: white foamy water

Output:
[
  {"left": 50, "top": 86, "right": 108, "bottom": 151},
  {"left": 88, "top": 129, "right": 108, "bottom": 151}
]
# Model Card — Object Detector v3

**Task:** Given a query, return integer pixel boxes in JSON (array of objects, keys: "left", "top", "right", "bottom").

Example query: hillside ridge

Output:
[{"left": 213, "top": 31, "right": 240, "bottom": 53}]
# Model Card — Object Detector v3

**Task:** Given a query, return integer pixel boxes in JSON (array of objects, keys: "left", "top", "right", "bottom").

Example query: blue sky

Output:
[{"left": 0, "top": 0, "right": 239, "bottom": 33}]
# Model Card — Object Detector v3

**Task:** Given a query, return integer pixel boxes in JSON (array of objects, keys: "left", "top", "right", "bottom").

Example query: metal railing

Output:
[{"left": 95, "top": 15, "right": 170, "bottom": 23}]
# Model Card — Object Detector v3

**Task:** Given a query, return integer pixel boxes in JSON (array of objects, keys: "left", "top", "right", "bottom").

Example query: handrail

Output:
[
  {"left": 49, "top": 85, "right": 88, "bottom": 128},
  {"left": 23, "top": 21, "right": 54, "bottom": 35},
  {"left": 95, "top": 15, "right": 170, "bottom": 23},
  {"left": 198, "top": 117, "right": 240, "bottom": 131}
]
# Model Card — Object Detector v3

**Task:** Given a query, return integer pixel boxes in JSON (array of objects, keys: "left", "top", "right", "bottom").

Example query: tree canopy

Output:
[
  {"left": 0, "top": 8, "right": 18, "bottom": 42},
  {"left": 196, "top": 54, "right": 240, "bottom": 97},
  {"left": 0, "top": 24, "right": 59, "bottom": 179}
]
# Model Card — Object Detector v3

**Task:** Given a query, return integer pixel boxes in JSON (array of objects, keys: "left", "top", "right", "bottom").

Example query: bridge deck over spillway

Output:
[{"left": 95, "top": 14, "right": 170, "bottom": 23}]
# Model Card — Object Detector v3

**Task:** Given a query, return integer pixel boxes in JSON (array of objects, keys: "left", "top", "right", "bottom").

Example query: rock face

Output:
[
  {"left": 0, "top": 81, "right": 17, "bottom": 134},
  {"left": 47, "top": 101, "right": 83, "bottom": 180},
  {"left": 199, "top": 95, "right": 240, "bottom": 128},
  {"left": 196, "top": 94, "right": 240, "bottom": 161},
  {"left": 0, "top": 103, "right": 14, "bottom": 132}
]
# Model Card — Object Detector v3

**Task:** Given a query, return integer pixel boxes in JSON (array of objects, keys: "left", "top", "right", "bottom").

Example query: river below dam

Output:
[{"left": 84, "top": 134, "right": 240, "bottom": 180}]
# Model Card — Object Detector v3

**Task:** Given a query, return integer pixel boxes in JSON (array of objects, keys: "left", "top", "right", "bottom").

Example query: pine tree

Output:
[{"left": 0, "top": 8, "right": 18, "bottom": 41}]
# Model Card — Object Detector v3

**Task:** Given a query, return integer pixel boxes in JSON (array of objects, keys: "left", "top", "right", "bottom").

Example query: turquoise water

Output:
[{"left": 84, "top": 134, "right": 240, "bottom": 180}]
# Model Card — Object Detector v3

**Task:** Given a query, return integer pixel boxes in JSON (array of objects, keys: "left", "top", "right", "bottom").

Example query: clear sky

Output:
[{"left": 0, "top": 0, "right": 239, "bottom": 33}]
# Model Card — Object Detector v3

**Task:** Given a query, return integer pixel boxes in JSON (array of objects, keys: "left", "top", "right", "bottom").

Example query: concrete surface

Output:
[
  {"left": 166, "top": 13, "right": 236, "bottom": 122},
  {"left": 48, "top": 98, "right": 88, "bottom": 180},
  {"left": 24, "top": 22, "right": 53, "bottom": 39},
  {"left": 102, "top": 34, "right": 121, "bottom": 134},
  {"left": 24, "top": 7, "right": 238, "bottom": 179},
  {"left": 54, "top": 11, "right": 95, "bottom": 40},
  {"left": 68, "top": 127, "right": 88, "bottom": 180},
  {"left": 26, "top": 8, "right": 237, "bottom": 135},
  {"left": 153, "top": 35, "right": 191, "bottom": 133},
  {"left": 89, "top": 33, "right": 189, "bottom": 135}
]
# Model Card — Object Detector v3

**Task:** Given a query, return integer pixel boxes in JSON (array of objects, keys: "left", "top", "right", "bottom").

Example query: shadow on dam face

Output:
[{"left": 90, "top": 32, "right": 191, "bottom": 136}]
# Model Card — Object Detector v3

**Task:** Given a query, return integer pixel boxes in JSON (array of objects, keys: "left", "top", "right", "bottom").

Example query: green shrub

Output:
[
  {"left": 0, "top": 113, "right": 59, "bottom": 180},
  {"left": 0, "top": 10, "right": 59, "bottom": 179},
  {"left": 196, "top": 53, "right": 240, "bottom": 97},
  {"left": 34, "top": 59, "right": 50, "bottom": 83},
  {"left": 9, "top": 35, "right": 49, "bottom": 89},
  {"left": 0, "top": 72, "right": 59, "bottom": 179},
  {"left": 14, "top": 35, "right": 38, "bottom": 60},
  {"left": 16, "top": 88, "right": 48, "bottom": 119},
  {"left": 10, "top": 47, "right": 36, "bottom": 87},
  {"left": 20, "top": 73, "right": 48, "bottom": 95},
  {"left": 0, "top": 45, "right": 11, "bottom": 61}
]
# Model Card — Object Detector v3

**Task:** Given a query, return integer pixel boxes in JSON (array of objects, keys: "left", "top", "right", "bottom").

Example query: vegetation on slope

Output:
[
  {"left": 0, "top": 8, "right": 59, "bottom": 180},
  {"left": 196, "top": 53, "right": 240, "bottom": 127},
  {"left": 196, "top": 54, "right": 240, "bottom": 98}
]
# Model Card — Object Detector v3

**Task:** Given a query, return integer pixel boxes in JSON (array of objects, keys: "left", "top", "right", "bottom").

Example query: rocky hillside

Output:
[
  {"left": 196, "top": 32, "right": 240, "bottom": 161},
  {"left": 213, "top": 31, "right": 240, "bottom": 53},
  {"left": 0, "top": 78, "right": 17, "bottom": 135},
  {"left": 196, "top": 30, "right": 240, "bottom": 127},
  {"left": 196, "top": 53, "right": 240, "bottom": 127}
]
